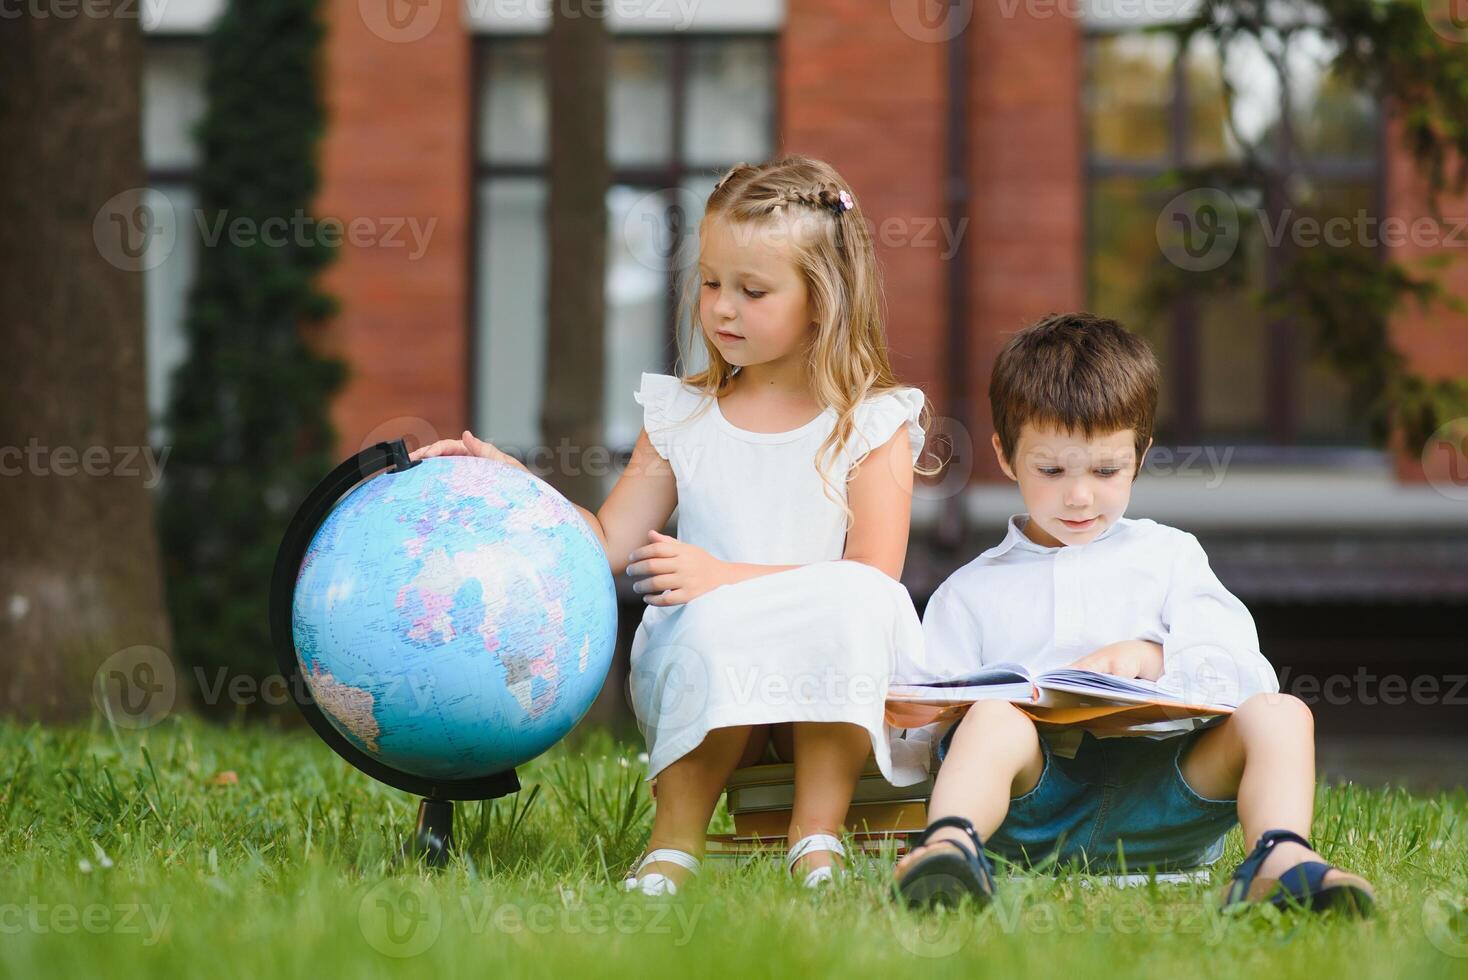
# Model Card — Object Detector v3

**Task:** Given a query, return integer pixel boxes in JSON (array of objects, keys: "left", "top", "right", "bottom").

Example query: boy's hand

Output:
[
  {"left": 1070, "top": 639, "right": 1164, "bottom": 680},
  {"left": 410, "top": 429, "right": 531, "bottom": 475},
  {"left": 626, "top": 530, "right": 734, "bottom": 606}
]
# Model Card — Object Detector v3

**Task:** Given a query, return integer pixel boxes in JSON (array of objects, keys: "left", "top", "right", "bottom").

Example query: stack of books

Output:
[
  {"left": 704, "top": 757, "right": 932, "bottom": 860},
  {"left": 703, "top": 832, "right": 913, "bottom": 861}
]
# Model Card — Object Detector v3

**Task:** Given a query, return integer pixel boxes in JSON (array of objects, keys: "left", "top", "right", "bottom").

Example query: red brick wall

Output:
[
  {"left": 315, "top": 0, "right": 471, "bottom": 458},
  {"left": 1384, "top": 114, "right": 1468, "bottom": 481},
  {"left": 1385, "top": 125, "right": 1468, "bottom": 376},
  {"left": 781, "top": 1, "right": 1084, "bottom": 483},
  {"left": 780, "top": 0, "right": 948, "bottom": 416},
  {"left": 964, "top": 4, "right": 1085, "bottom": 480}
]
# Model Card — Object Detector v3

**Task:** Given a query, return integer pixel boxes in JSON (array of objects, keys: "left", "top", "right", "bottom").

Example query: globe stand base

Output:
[
  {"left": 398, "top": 770, "right": 521, "bottom": 869},
  {"left": 402, "top": 798, "right": 455, "bottom": 868}
]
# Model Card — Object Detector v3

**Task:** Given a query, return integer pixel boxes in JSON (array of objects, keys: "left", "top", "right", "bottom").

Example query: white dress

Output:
[{"left": 627, "top": 372, "right": 931, "bottom": 787}]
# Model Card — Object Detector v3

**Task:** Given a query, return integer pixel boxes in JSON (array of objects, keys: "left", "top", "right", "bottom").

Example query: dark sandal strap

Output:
[
  {"left": 913, "top": 815, "right": 986, "bottom": 863},
  {"left": 1224, "top": 829, "right": 1314, "bottom": 908},
  {"left": 906, "top": 815, "right": 996, "bottom": 896},
  {"left": 1270, "top": 861, "right": 1333, "bottom": 910}
]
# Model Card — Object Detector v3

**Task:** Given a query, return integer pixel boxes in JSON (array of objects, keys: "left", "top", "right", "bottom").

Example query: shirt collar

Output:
[{"left": 985, "top": 513, "right": 1129, "bottom": 558}]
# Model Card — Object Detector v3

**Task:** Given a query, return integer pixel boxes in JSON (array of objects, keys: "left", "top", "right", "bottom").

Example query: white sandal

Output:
[
  {"left": 785, "top": 833, "right": 846, "bottom": 889},
  {"left": 623, "top": 848, "right": 700, "bottom": 896}
]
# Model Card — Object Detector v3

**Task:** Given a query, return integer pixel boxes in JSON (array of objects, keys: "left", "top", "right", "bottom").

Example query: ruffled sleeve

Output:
[
  {"left": 632, "top": 372, "right": 694, "bottom": 460},
  {"left": 852, "top": 387, "right": 926, "bottom": 466}
]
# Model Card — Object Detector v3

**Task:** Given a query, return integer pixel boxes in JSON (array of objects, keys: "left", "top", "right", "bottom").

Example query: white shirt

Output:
[
  {"left": 632, "top": 372, "right": 926, "bottom": 565},
  {"left": 916, "top": 515, "right": 1279, "bottom": 742}
]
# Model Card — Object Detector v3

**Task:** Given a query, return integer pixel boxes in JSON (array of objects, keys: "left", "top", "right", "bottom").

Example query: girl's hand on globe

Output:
[
  {"left": 410, "top": 430, "right": 531, "bottom": 475},
  {"left": 626, "top": 530, "right": 733, "bottom": 606}
]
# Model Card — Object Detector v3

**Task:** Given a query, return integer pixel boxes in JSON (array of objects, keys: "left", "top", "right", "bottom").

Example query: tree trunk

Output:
[
  {"left": 543, "top": 0, "right": 610, "bottom": 508},
  {"left": 0, "top": 6, "right": 179, "bottom": 724}
]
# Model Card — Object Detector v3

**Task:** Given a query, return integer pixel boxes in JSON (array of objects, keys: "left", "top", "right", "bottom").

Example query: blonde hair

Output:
[{"left": 673, "top": 155, "right": 940, "bottom": 526}]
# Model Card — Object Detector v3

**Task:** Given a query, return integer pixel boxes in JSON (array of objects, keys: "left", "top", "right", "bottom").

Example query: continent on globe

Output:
[{"left": 306, "top": 663, "right": 381, "bottom": 752}]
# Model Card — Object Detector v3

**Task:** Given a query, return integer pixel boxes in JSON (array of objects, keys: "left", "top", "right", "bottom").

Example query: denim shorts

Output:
[{"left": 935, "top": 723, "right": 1238, "bottom": 872}]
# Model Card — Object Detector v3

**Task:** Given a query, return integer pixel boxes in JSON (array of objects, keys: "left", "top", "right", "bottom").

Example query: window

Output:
[
  {"left": 1084, "top": 21, "right": 1380, "bottom": 449},
  {"left": 472, "top": 34, "right": 777, "bottom": 453},
  {"left": 141, "top": 37, "right": 207, "bottom": 442}
]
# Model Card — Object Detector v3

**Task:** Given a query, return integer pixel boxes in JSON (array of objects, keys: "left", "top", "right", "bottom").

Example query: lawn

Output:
[{"left": 1, "top": 716, "right": 1465, "bottom": 979}]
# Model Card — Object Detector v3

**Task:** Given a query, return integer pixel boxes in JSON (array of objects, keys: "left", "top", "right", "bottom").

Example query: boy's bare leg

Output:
[
  {"left": 894, "top": 701, "right": 1046, "bottom": 878},
  {"left": 787, "top": 722, "right": 871, "bottom": 878},
  {"left": 639, "top": 724, "right": 754, "bottom": 886},
  {"left": 1179, "top": 692, "right": 1371, "bottom": 892}
]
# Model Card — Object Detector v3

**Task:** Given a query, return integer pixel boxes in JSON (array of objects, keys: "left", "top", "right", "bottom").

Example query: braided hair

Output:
[{"left": 714, "top": 165, "right": 856, "bottom": 226}]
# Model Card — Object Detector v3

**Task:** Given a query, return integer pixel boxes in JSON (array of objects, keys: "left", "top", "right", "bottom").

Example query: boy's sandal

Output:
[
  {"left": 623, "top": 848, "right": 700, "bottom": 896},
  {"left": 1222, "top": 829, "right": 1375, "bottom": 917},
  {"left": 895, "top": 815, "right": 997, "bottom": 910},
  {"left": 786, "top": 832, "right": 846, "bottom": 889}
]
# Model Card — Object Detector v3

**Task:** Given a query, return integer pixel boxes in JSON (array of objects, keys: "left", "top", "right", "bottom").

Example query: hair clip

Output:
[{"left": 837, "top": 190, "right": 855, "bottom": 213}]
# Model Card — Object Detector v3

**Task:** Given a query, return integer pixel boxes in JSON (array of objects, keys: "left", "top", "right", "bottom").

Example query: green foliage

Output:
[
  {"left": 1, "top": 719, "right": 1465, "bottom": 978},
  {"left": 157, "top": 0, "right": 345, "bottom": 709},
  {"left": 1308, "top": 0, "right": 1468, "bottom": 204},
  {"left": 1149, "top": 0, "right": 1468, "bottom": 445}
]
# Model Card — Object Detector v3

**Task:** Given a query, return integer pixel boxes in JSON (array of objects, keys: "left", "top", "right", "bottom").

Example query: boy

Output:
[{"left": 894, "top": 313, "right": 1375, "bottom": 915}]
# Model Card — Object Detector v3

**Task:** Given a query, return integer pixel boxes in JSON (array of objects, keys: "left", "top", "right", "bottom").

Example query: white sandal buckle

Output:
[
  {"left": 623, "top": 848, "right": 701, "bottom": 896},
  {"left": 785, "top": 833, "right": 846, "bottom": 889}
]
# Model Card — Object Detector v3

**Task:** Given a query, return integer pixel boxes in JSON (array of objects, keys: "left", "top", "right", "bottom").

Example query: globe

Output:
[{"left": 290, "top": 455, "right": 617, "bottom": 783}]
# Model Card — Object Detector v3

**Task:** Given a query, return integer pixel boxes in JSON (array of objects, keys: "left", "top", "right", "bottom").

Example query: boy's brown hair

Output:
[{"left": 989, "top": 312, "right": 1160, "bottom": 470}]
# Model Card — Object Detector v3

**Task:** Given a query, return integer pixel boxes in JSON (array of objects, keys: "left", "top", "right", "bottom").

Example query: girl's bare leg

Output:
[
  {"left": 786, "top": 722, "right": 871, "bottom": 877},
  {"left": 638, "top": 724, "right": 754, "bottom": 886}
]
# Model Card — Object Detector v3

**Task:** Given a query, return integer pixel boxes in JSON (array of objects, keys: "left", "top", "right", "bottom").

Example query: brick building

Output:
[{"left": 142, "top": 0, "right": 1465, "bottom": 747}]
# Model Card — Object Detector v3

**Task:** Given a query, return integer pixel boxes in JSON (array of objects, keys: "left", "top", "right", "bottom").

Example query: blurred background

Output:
[{"left": 4, "top": 0, "right": 1466, "bottom": 787}]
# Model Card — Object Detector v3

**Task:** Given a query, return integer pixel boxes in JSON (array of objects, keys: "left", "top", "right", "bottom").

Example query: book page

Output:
[
  {"left": 887, "top": 662, "right": 1037, "bottom": 705},
  {"left": 1035, "top": 668, "right": 1238, "bottom": 711}
]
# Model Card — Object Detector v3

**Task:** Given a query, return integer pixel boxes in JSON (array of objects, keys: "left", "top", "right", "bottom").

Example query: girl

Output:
[{"left": 414, "top": 155, "right": 937, "bottom": 893}]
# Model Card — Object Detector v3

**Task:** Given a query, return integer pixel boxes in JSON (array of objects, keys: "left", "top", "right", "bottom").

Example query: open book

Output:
[{"left": 886, "top": 662, "right": 1237, "bottom": 732}]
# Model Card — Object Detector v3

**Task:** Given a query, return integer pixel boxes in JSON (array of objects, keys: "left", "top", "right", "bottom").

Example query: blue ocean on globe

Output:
[{"left": 291, "top": 455, "right": 617, "bottom": 781}]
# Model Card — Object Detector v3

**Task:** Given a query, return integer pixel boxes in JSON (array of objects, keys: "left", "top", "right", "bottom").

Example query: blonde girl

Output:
[{"left": 415, "top": 155, "right": 937, "bottom": 892}]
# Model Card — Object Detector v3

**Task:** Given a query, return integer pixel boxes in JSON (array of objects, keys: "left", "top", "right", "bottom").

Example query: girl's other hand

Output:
[
  {"left": 410, "top": 430, "right": 530, "bottom": 475},
  {"left": 626, "top": 530, "right": 732, "bottom": 606}
]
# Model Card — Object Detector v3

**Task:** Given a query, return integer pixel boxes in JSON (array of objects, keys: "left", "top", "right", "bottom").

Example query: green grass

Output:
[{"left": 2, "top": 716, "right": 1466, "bottom": 979}]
